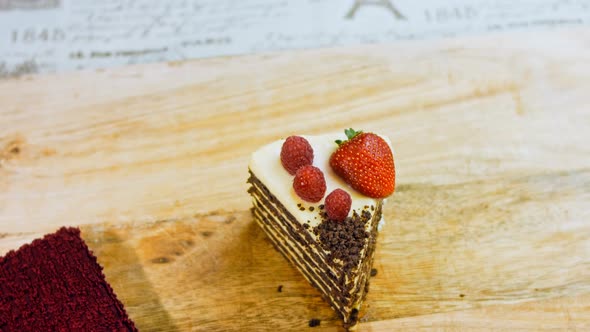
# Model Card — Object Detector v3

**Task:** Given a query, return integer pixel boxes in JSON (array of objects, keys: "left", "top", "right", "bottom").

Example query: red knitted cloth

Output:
[{"left": 0, "top": 227, "right": 138, "bottom": 331}]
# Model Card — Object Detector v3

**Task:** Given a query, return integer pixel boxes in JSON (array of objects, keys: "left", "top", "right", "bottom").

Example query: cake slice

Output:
[{"left": 247, "top": 129, "right": 395, "bottom": 329}]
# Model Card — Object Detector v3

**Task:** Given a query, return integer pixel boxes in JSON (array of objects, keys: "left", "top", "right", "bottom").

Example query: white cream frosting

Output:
[{"left": 249, "top": 133, "right": 390, "bottom": 234}]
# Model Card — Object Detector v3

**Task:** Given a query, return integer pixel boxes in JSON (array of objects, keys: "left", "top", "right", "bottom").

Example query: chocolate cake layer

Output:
[
  {"left": 251, "top": 189, "right": 349, "bottom": 306},
  {"left": 250, "top": 182, "right": 343, "bottom": 291},
  {"left": 252, "top": 181, "right": 382, "bottom": 312},
  {"left": 251, "top": 189, "right": 368, "bottom": 324},
  {"left": 249, "top": 170, "right": 380, "bottom": 280},
  {"left": 252, "top": 208, "right": 349, "bottom": 318},
  {"left": 248, "top": 171, "right": 382, "bottom": 327}
]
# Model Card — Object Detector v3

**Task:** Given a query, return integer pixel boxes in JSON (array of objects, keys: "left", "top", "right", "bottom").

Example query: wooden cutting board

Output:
[{"left": 1, "top": 28, "right": 590, "bottom": 331}]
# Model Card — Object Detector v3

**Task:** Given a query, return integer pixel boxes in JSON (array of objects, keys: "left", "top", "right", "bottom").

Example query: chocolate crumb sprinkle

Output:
[
  {"left": 308, "top": 318, "right": 321, "bottom": 327},
  {"left": 319, "top": 204, "right": 325, "bottom": 210},
  {"left": 309, "top": 206, "right": 315, "bottom": 211},
  {"left": 277, "top": 285, "right": 283, "bottom": 292},
  {"left": 350, "top": 309, "right": 359, "bottom": 323},
  {"left": 313, "top": 208, "right": 371, "bottom": 273},
  {"left": 370, "top": 205, "right": 375, "bottom": 211},
  {"left": 370, "top": 268, "right": 378, "bottom": 277},
  {"left": 299, "top": 206, "right": 306, "bottom": 211},
  {"left": 361, "top": 210, "right": 372, "bottom": 222}
]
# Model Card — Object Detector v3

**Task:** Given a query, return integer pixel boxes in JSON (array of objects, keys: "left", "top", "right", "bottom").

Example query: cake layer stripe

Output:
[
  {"left": 249, "top": 174, "right": 370, "bottom": 281},
  {"left": 250, "top": 186, "right": 378, "bottom": 324},
  {"left": 250, "top": 184, "right": 364, "bottom": 302},
  {"left": 249, "top": 187, "right": 344, "bottom": 290},
  {"left": 251, "top": 209, "right": 350, "bottom": 320},
  {"left": 251, "top": 196, "right": 350, "bottom": 308},
  {"left": 251, "top": 178, "right": 381, "bottom": 305}
]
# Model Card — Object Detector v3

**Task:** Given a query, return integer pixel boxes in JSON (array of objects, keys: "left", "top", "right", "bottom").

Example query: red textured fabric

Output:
[{"left": 0, "top": 227, "right": 138, "bottom": 332}]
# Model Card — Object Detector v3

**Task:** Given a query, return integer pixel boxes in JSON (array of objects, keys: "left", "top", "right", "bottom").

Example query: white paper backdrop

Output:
[{"left": 1, "top": 0, "right": 589, "bottom": 78}]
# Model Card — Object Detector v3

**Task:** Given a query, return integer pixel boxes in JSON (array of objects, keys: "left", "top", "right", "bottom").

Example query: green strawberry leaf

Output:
[
  {"left": 335, "top": 128, "right": 363, "bottom": 146},
  {"left": 345, "top": 128, "right": 362, "bottom": 139}
]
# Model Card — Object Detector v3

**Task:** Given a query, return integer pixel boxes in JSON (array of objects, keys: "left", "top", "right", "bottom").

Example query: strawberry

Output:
[
  {"left": 325, "top": 189, "right": 352, "bottom": 222},
  {"left": 293, "top": 165, "right": 326, "bottom": 202},
  {"left": 329, "top": 128, "right": 395, "bottom": 198},
  {"left": 280, "top": 136, "right": 314, "bottom": 175}
]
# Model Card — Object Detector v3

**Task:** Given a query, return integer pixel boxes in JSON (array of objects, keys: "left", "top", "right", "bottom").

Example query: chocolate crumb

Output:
[
  {"left": 370, "top": 268, "right": 378, "bottom": 277},
  {"left": 297, "top": 203, "right": 302, "bottom": 208},
  {"left": 364, "top": 205, "right": 369, "bottom": 209},
  {"left": 200, "top": 231, "right": 213, "bottom": 238},
  {"left": 459, "top": 294, "right": 465, "bottom": 298},
  {"left": 309, "top": 206, "right": 315, "bottom": 211},
  {"left": 319, "top": 204, "right": 324, "bottom": 210},
  {"left": 361, "top": 210, "right": 372, "bottom": 223},
  {"left": 370, "top": 205, "right": 375, "bottom": 211},
  {"left": 299, "top": 206, "right": 306, "bottom": 211},
  {"left": 303, "top": 223, "right": 310, "bottom": 229},
  {"left": 313, "top": 207, "right": 371, "bottom": 273},
  {"left": 277, "top": 285, "right": 283, "bottom": 292},
  {"left": 308, "top": 318, "right": 321, "bottom": 327}
]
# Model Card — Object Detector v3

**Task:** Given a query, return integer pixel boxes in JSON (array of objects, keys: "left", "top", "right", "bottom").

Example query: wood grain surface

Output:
[{"left": 1, "top": 28, "right": 590, "bottom": 331}]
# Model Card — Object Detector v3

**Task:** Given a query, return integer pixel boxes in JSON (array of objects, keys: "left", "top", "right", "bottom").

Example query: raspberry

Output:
[
  {"left": 281, "top": 136, "right": 314, "bottom": 175},
  {"left": 293, "top": 165, "right": 326, "bottom": 202},
  {"left": 325, "top": 189, "right": 352, "bottom": 222}
]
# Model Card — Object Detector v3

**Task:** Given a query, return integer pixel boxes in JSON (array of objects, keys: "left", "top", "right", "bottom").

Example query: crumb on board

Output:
[{"left": 308, "top": 318, "right": 321, "bottom": 327}]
